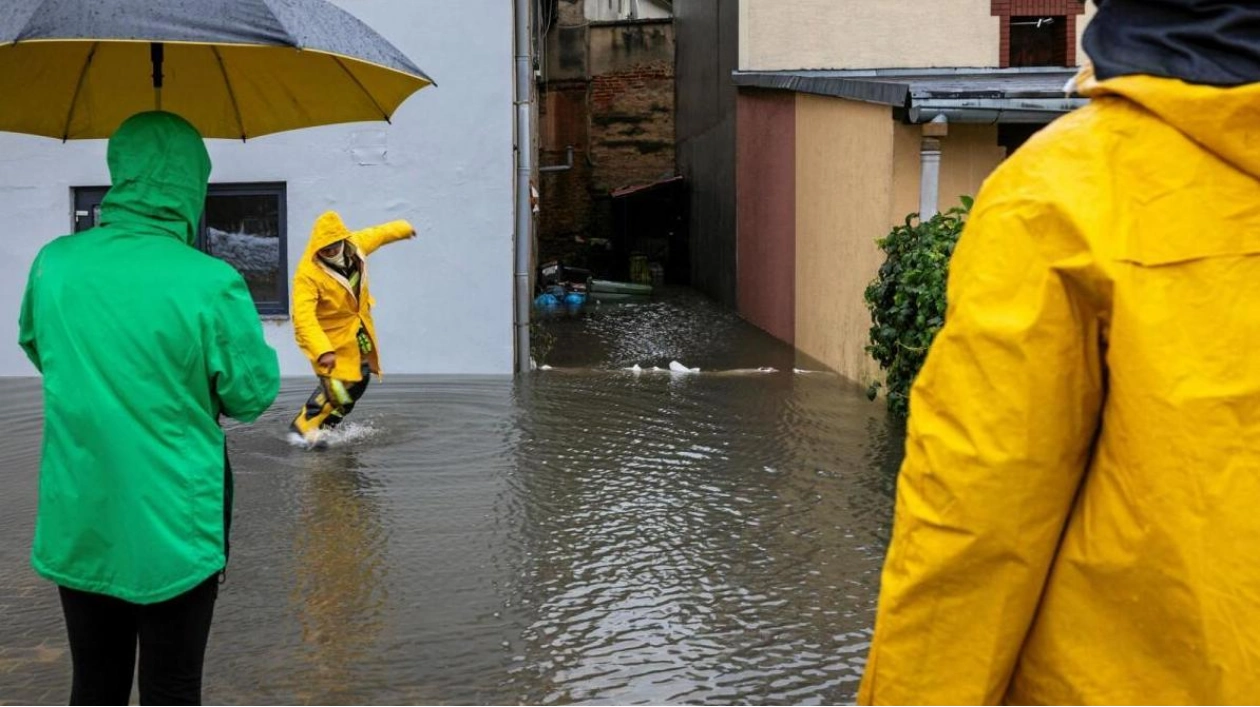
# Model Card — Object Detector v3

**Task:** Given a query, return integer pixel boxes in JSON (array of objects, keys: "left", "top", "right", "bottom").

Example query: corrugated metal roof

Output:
[{"left": 731, "top": 67, "right": 1087, "bottom": 123}]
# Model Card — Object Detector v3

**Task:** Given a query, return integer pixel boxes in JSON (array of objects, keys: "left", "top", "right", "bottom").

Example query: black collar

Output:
[{"left": 1087, "top": 0, "right": 1260, "bottom": 87}]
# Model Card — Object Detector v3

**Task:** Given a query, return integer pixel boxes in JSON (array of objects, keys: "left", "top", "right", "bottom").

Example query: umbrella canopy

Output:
[{"left": 0, "top": 0, "right": 435, "bottom": 140}]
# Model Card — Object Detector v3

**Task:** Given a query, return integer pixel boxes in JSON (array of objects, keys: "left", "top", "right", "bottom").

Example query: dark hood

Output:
[
  {"left": 99, "top": 111, "right": 211, "bottom": 245},
  {"left": 1085, "top": 0, "right": 1260, "bottom": 87}
]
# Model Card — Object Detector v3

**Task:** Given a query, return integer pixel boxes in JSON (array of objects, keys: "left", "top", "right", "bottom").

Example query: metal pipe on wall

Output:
[
  {"left": 919, "top": 138, "right": 942, "bottom": 219},
  {"left": 539, "top": 145, "right": 574, "bottom": 173},
  {"left": 919, "top": 115, "right": 947, "bottom": 219},
  {"left": 514, "top": 0, "right": 534, "bottom": 374}
]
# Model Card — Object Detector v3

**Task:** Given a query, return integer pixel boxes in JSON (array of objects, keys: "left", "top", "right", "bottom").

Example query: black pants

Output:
[{"left": 58, "top": 574, "right": 219, "bottom": 706}]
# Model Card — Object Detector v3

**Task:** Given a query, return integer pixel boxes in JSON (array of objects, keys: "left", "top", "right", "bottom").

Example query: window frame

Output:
[
  {"left": 72, "top": 182, "right": 290, "bottom": 317},
  {"left": 991, "top": 0, "right": 1086, "bottom": 69}
]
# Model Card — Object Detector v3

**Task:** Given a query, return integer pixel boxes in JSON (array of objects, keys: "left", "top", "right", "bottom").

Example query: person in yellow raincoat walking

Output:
[
  {"left": 860, "top": 1, "right": 1260, "bottom": 704},
  {"left": 290, "top": 211, "right": 414, "bottom": 445}
]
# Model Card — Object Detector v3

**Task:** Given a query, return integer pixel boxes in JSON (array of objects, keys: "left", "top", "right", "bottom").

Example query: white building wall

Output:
[{"left": 0, "top": 0, "right": 515, "bottom": 377}]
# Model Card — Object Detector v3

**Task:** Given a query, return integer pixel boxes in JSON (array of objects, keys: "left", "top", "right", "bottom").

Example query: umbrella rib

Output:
[
  {"left": 212, "top": 47, "right": 248, "bottom": 141},
  {"left": 60, "top": 41, "right": 98, "bottom": 142},
  {"left": 332, "top": 56, "right": 391, "bottom": 123}
]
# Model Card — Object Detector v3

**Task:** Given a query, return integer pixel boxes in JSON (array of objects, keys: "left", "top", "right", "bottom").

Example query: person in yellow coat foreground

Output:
[
  {"left": 290, "top": 211, "right": 415, "bottom": 446},
  {"left": 860, "top": 1, "right": 1260, "bottom": 703}
]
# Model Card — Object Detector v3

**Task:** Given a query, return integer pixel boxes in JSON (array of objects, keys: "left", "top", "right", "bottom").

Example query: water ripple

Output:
[{"left": 0, "top": 298, "right": 899, "bottom": 705}]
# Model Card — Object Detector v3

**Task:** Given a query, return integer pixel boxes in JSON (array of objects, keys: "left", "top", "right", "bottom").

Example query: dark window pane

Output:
[
  {"left": 73, "top": 187, "right": 107, "bottom": 233},
  {"left": 1010, "top": 16, "right": 1068, "bottom": 67},
  {"left": 202, "top": 187, "right": 288, "bottom": 315}
]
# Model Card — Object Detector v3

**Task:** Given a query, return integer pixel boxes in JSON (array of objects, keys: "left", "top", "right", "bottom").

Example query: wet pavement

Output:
[{"left": 0, "top": 288, "right": 904, "bottom": 705}]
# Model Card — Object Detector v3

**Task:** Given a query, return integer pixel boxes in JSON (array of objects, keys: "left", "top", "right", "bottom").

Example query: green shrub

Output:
[{"left": 864, "top": 197, "right": 972, "bottom": 417}]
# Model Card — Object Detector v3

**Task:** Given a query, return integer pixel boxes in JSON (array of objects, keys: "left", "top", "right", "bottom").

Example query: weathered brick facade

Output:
[{"left": 538, "top": 2, "right": 675, "bottom": 266}]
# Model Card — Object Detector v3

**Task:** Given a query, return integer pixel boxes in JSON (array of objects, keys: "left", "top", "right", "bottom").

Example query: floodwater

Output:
[{"left": 0, "top": 289, "right": 904, "bottom": 705}]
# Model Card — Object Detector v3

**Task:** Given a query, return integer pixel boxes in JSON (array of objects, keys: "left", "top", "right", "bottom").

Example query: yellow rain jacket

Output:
[
  {"left": 293, "top": 212, "right": 413, "bottom": 381},
  {"left": 860, "top": 66, "right": 1260, "bottom": 705}
]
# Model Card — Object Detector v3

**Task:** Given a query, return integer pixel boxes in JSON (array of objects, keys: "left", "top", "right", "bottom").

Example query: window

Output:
[
  {"left": 73, "top": 183, "right": 289, "bottom": 316},
  {"left": 992, "top": 0, "right": 1085, "bottom": 68},
  {"left": 1009, "top": 16, "right": 1068, "bottom": 67}
]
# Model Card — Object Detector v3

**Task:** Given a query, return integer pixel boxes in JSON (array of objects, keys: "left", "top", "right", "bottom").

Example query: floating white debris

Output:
[
  {"left": 669, "top": 360, "right": 700, "bottom": 374},
  {"left": 624, "top": 364, "right": 643, "bottom": 373}
]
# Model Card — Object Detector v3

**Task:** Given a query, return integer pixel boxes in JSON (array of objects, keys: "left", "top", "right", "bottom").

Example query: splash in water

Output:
[{"left": 286, "top": 421, "right": 382, "bottom": 450}]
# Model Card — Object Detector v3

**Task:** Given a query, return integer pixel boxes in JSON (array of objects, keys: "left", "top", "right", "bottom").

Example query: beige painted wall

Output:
[
  {"left": 892, "top": 122, "right": 1004, "bottom": 218},
  {"left": 794, "top": 96, "right": 1005, "bottom": 384},
  {"left": 794, "top": 96, "right": 894, "bottom": 385},
  {"left": 940, "top": 125, "right": 1005, "bottom": 211},
  {"left": 740, "top": 0, "right": 1095, "bottom": 71},
  {"left": 892, "top": 123, "right": 922, "bottom": 224}
]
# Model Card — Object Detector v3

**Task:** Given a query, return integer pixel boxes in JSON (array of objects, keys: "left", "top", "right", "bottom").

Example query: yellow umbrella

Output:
[{"left": 0, "top": 0, "right": 434, "bottom": 140}]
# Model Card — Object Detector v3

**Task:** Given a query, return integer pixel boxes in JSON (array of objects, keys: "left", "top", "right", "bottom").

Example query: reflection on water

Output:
[
  {"left": 0, "top": 292, "right": 903, "bottom": 705},
  {"left": 292, "top": 449, "right": 389, "bottom": 702}
]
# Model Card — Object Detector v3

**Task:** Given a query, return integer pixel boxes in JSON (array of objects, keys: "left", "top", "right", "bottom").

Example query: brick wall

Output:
[
  {"left": 590, "top": 58, "right": 675, "bottom": 191},
  {"left": 538, "top": 16, "right": 676, "bottom": 267}
]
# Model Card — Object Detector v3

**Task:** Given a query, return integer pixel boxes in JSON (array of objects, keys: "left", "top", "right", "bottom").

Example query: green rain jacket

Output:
[{"left": 18, "top": 112, "right": 281, "bottom": 604}]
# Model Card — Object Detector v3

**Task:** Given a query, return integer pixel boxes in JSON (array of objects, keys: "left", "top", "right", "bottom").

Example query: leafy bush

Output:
[{"left": 864, "top": 197, "right": 972, "bottom": 417}]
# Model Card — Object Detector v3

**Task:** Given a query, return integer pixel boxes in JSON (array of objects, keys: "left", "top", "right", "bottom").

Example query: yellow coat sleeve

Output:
[
  {"left": 351, "top": 219, "right": 414, "bottom": 256},
  {"left": 292, "top": 271, "right": 334, "bottom": 362},
  {"left": 859, "top": 197, "right": 1105, "bottom": 705}
]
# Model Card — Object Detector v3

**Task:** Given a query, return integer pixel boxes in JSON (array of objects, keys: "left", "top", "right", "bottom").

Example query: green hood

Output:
[{"left": 99, "top": 111, "right": 211, "bottom": 245}]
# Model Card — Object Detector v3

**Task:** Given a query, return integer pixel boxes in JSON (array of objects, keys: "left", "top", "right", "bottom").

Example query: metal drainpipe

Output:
[
  {"left": 919, "top": 138, "right": 941, "bottom": 219},
  {"left": 514, "top": 0, "right": 534, "bottom": 374},
  {"left": 539, "top": 145, "right": 574, "bottom": 173},
  {"left": 918, "top": 115, "right": 947, "bottom": 219}
]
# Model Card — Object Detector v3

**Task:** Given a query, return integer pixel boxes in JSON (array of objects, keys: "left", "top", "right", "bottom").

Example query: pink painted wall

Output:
[{"left": 736, "top": 89, "right": 797, "bottom": 345}]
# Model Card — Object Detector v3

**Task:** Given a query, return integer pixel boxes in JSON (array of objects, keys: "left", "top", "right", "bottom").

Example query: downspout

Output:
[
  {"left": 514, "top": 0, "right": 534, "bottom": 374},
  {"left": 540, "top": 145, "right": 575, "bottom": 173},
  {"left": 919, "top": 115, "right": 947, "bottom": 219}
]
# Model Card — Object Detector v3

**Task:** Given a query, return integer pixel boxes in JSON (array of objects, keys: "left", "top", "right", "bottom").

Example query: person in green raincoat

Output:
[{"left": 18, "top": 111, "right": 280, "bottom": 705}]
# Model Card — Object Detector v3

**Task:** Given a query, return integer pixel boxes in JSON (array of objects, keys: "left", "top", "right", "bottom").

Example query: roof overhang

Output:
[{"left": 731, "top": 67, "right": 1087, "bottom": 124}]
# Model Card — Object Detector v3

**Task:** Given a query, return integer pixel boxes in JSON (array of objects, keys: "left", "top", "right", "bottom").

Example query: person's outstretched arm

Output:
[{"left": 351, "top": 220, "right": 415, "bottom": 256}]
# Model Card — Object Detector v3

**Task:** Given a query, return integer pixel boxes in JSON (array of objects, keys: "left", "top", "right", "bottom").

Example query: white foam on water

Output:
[
  {"left": 668, "top": 360, "right": 699, "bottom": 374},
  {"left": 620, "top": 363, "right": 785, "bottom": 376},
  {"left": 285, "top": 421, "right": 382, "bottom": 450}
]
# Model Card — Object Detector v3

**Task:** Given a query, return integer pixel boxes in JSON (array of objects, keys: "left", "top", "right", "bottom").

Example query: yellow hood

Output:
[
  {"left": 1077, "top": 62, "right": 1260, "bottom": 179},
  {"left": 304, "top": 211, "right": 356, "bottom": 263}
]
